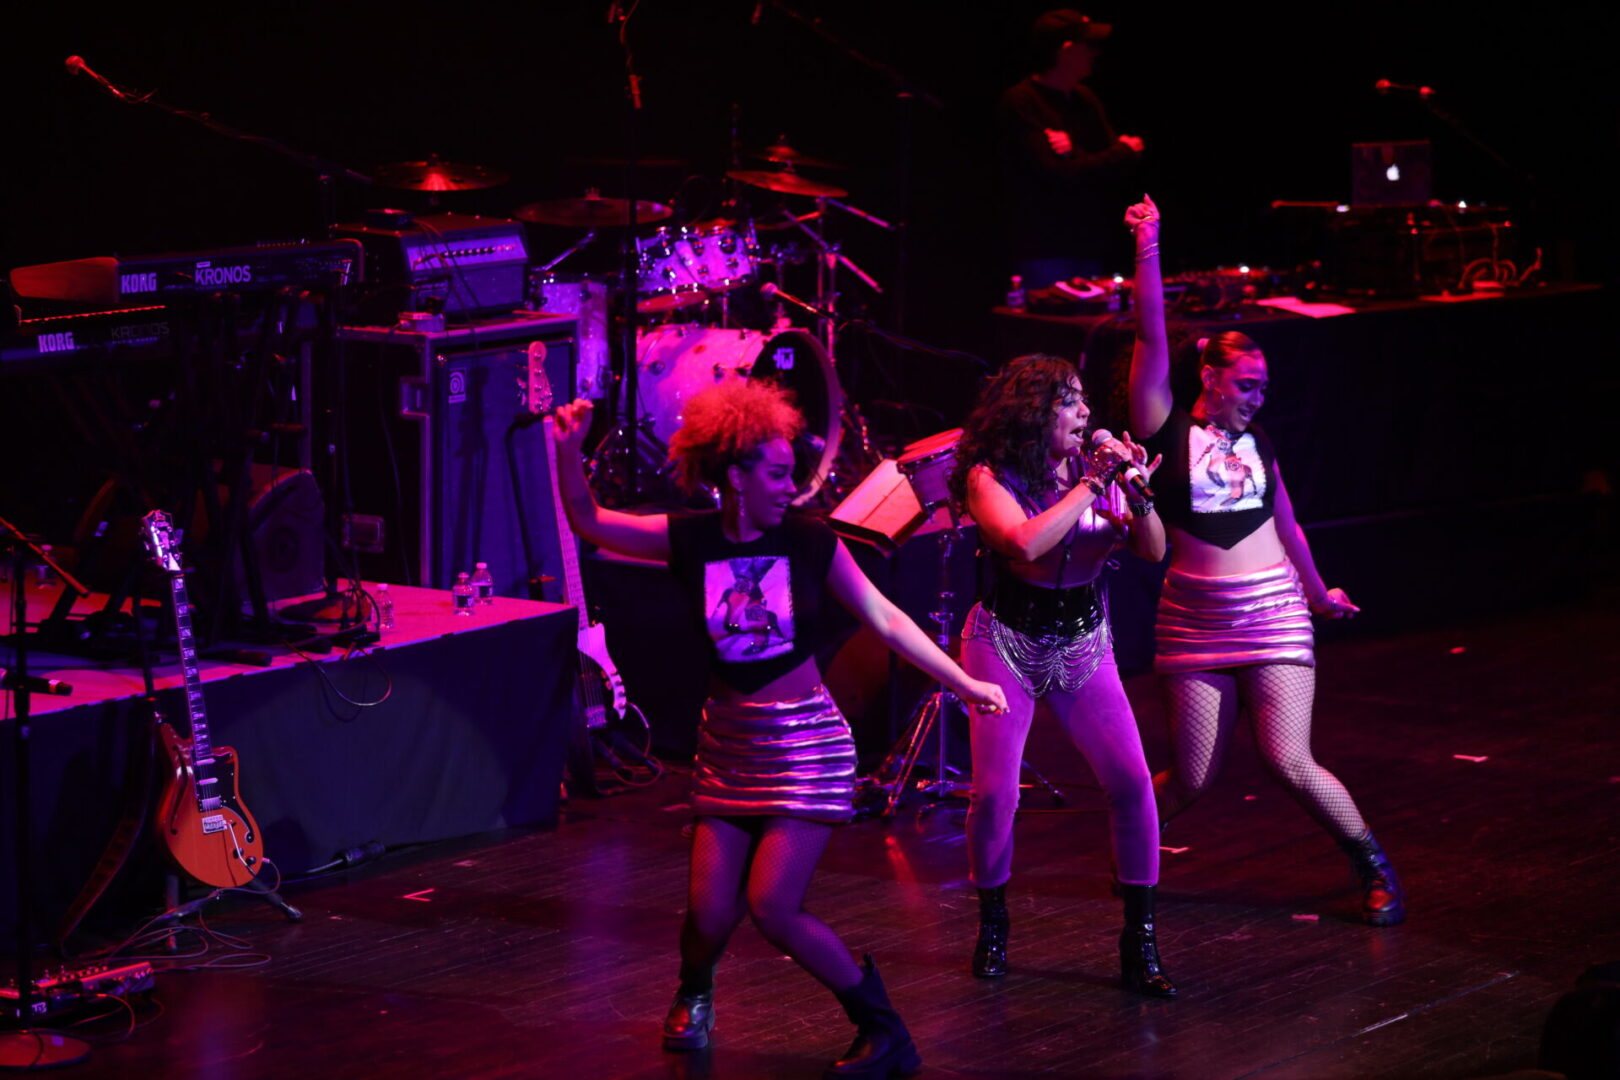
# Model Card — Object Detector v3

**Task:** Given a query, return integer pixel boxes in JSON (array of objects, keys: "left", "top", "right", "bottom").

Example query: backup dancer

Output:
[
  {"left": 1124, "top": 194, "right": 1405, "bottom": 926},
  {"left": 551, "top": 383, "right": 1007, "bottom": 1078},
  {"left": 949, "top": 354, "right": 1178, "bottom": 996}
]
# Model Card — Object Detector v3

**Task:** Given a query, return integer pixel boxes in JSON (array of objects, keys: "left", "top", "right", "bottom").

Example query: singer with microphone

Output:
[
  {"left": 946, "top": 354, "right": 1178, "bottom": 996},
  {"left": 1124, "top": 194, "right": 1405, "bottom": 928}
]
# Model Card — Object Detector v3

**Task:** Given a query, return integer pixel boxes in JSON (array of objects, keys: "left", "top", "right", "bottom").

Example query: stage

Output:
[
  {"left": 1, "top": 583, "right": 579, "bottom": 944},
  {"left": 9, "top": 586, "right": 1615, "bottom": 1079}
]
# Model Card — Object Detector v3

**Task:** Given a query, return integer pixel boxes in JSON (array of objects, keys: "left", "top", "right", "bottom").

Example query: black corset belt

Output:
[{"left": 984, "top": 574, "right": 1104, "bottom": 639}]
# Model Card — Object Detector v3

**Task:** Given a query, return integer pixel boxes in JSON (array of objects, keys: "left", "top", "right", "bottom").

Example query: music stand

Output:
[
  {"left": 859, "top": 444, "right": 968, "bottom": 816},
  {"left": 854, "top": 444, "right": 1064, "bottom": 818}
]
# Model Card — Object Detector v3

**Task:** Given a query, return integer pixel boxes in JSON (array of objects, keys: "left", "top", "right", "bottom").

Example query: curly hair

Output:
[
  {"left": 947, "top": 353, "right": 1081, "bottom": 508},
  {"left": 666, "top": 379, "right": 806, "bottom": 495}
]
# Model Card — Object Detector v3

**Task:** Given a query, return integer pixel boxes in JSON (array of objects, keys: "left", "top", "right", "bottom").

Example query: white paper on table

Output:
[{"left": 1252, "top": 296, "right": 1358, "bottom": 318}]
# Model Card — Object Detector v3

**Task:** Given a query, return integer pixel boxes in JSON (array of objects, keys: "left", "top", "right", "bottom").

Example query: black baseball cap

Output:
[{"left": 1031, "top": 9, "right": 1113, "bottom": 44}]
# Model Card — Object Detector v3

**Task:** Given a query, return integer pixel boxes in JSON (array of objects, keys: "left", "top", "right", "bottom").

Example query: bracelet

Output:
[
  {"left": 1128, "top": 499, "right": 1155, "bottom": 517},
  {"left": 1135, "top": 244, "right": 1161, "bottom": 262},
  {"left": 1079, "top": 474, "right": 1107, "bottom": 498}
]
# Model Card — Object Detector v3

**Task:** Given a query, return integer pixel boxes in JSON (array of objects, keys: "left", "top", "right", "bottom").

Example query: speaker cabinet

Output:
[{"left": 336, "top": 315, "right": 578, "bottom": 597}]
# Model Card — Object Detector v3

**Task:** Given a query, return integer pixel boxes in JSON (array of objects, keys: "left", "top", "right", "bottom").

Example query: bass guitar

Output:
[{"left": 140, "top": 509, "right": 266, "bottom": 888}]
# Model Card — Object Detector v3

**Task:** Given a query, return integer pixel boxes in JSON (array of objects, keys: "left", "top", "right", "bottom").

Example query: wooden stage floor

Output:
[{"left": 12, "top": 589, "right": 1618, "bottom": 1079}]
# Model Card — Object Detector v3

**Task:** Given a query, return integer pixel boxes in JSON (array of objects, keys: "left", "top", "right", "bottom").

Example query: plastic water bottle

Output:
[
  {"left": 471, "top": 561, "right": 495, "bottom": 606},
  {"left": 376, "top": 583, "right": 396, "bottom": 631},
  {"left": 452, "top": 572, "right": 475, "bottom": 616},
  {"left": 1005, "top": 274, "right": 1027, "bottom": 312}
]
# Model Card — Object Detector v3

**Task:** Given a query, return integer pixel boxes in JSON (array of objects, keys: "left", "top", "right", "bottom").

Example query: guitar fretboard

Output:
[{"left": 167, "top": 569, "right": 221, "bottom": 812}]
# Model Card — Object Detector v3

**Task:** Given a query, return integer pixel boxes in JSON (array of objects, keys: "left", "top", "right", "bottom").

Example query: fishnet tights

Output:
[
  {"left": 678, "top": 815, "right": 863, "bottom": 994},
  {"left": 1153, "top": 665, "right": 1367, "bottom": 841}
]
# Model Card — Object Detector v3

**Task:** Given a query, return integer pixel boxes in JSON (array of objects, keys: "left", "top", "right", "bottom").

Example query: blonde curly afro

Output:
[{"left": 666, "top": 378, "right": 806, "bottom": 494}]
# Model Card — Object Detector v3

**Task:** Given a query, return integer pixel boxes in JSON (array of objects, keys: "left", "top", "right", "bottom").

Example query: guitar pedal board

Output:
[{"left": 1, "top": 961, "right": 156, "bottom": 1020}]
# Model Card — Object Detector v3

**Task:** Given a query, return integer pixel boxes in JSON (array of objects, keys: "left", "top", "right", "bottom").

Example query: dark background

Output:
[
  {"left": 5, "top": 1, "right": 1615, "bottom": 340},
  {"left": 3, "top": 1, "right": 1616, "bottom": 564}
]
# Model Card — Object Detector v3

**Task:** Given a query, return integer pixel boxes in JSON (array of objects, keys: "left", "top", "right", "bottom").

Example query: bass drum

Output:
[{"left": 636, "top": 326, "right": 843, "bottom": 504}]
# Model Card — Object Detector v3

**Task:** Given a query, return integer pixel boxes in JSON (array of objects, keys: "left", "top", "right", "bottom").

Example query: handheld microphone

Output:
[
  {"left": 1, "top": 669, "right": 74, "bottom": 697},
  {"left": 759, "top": 282, "right": 834, "bottom": 321},
  {"left": 1090, "top": 429, "right": 1154, "bottom": 501}
]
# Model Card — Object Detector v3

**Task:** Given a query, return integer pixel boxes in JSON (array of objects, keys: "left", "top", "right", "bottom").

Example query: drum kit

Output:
[
  {"left": 374, "top": 144, "right": 995, "bottom": 815},
  {"left": 374, "top": 137, "right": 889, "bottom": 506}
]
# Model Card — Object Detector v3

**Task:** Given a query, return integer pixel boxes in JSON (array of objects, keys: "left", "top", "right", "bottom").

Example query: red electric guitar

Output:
[{"left": 140, "top": 510, "right": 266, "bottom": 888}]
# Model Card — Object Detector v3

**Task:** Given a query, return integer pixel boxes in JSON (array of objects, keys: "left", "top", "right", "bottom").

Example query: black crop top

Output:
[
  {"left": 1141, "top": 407, "right": 1277, "bottom": 549},
  {"left": 666, "top": 510, "right": 839, "bottom": 694}
]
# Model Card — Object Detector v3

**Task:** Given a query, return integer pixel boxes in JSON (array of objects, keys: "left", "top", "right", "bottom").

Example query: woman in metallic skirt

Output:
[
  {"left": 551, "top": 382, "right": 1006, "bottom": 1078},
  {"left": 949, "top": 353, "right": 1177, "bottom": 996},
  {"left": 1125, "top": 193, "right": 1405, "bottom": 926}
]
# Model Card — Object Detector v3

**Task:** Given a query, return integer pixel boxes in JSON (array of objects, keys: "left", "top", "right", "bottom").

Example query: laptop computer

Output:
[{"left": 1351, "top": 140, "right": 1433, "bottom": 206}]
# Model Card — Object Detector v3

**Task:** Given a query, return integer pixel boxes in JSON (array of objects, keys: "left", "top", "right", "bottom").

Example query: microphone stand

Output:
[
  {"left": 64, "top": 56, "right": 373, "bottom": 234},
  {"left": 764, "top": 1, "right": 945, "bottom": 334},
  {"left": 594, "top": 2, "right": 651, "bottom": 507},
  {"left": 1, "top": 519, "right": 90, "bottom": 1069}
]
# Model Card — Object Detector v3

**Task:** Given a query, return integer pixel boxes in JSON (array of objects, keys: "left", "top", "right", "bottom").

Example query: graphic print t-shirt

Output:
[
  {"left": 1142, "top": 407, "right": 1277, "bottom": 549},
  {"left": 667, "top": 511, "right": 838, "bottom": 694}
]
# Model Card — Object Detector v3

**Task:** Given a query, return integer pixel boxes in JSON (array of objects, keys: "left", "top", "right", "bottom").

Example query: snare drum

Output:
[
  {"left": 636, "top": 221, "right": 759, "bottom": 310},
  {"left": 636, "top": 326, "right": 843, "bottom": 503},
  {"left": 896, "top": 428, "right": 963, "bottom": 512}
]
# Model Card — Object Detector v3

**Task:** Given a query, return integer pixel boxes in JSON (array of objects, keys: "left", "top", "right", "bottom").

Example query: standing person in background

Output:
[
  {"left": 551, "top": 382, "right": 1008, "bottom": 1078},
  {"left": 997, "top": 9, "right": 1145, "bottom": 284},
  {"left": 1124, "top": 194, "right": 1406, "bottom": 928}
]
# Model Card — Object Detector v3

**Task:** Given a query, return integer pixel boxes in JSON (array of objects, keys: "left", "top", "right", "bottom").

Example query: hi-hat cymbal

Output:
[
  {"left": 374, "top": 159, "right": 510, "bottom": 192},
  {"left": 514, "top": 193, "right": 674, "bottom": 227},
  {"left": 746, "top": 140, "right": 845, "bottom": 170},
  {"left": 726, "top": 169, "right": 848, "bottom": 199}
]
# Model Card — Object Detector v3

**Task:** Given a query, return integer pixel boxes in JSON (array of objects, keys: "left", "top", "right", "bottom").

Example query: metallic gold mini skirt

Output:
[
  {"left": 691, "top": 685, "right": 856, "bottom": 823},
  {"left": 1155, "top": 560, "right": 1315, "bottom": 674}
]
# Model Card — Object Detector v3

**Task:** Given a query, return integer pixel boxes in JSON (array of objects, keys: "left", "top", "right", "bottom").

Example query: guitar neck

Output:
[
  {"left": 167, "top": 574, "right": 216, "bottom": 768},
  {"left": 542, "top": 417, "right": 591, "bottom": 632}
]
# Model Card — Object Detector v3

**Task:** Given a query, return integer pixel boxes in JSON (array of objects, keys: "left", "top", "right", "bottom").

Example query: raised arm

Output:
[
  {"left": 1126, "top": 195, "right": 1173, "bottom": 439},
  {"left": 1272, "top": 463, "right": 1359, "bottom": 619},
  {"left": 825, "top": 540, "right": 1007, "bottom": 714},
  {"left": 550, "top": 400, "right": 671, "bottom": 562},
  {"left": 967, "top": 463, "right": 1104, "bottom": 565}
]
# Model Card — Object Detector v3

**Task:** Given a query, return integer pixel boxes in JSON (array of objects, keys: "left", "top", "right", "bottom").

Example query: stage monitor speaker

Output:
[
  {"left": 238, "top": 466, "right": 326, "bottom": 604},
  {"left": 336, "top": 316, "right": 578, "bottom": 598}
]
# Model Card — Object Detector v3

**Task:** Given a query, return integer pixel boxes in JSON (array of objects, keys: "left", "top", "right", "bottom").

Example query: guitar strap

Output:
[{"left": 54, "top": 596, "right": 162, "bottom": 948}]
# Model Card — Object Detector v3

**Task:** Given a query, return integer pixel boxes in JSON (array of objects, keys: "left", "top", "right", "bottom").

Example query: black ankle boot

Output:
[
  {"left": 1118, "top": 883, "right": 1178, "bottom": 998},
  {"left": 826, "top": 955, "right": 922, "bottom": 1079},
  {"left": 662, "top": 965, "right": 716, "bottom": 1051},
  {"left": 972, "top": 885, "right": 1009, "bottom": 978},
  {"left": 1338, "top": 829, "right": 1406, "bottom": 927}
]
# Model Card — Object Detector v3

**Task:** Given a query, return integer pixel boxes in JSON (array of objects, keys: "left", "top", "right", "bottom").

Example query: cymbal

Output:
[
  {"left": 746, "top": 141, "right": 845, "bottom": 170},
  {"left": 726, "top": 169, "right": 848, "bottom": 199},
  {"left": 373, "top": 159, "right": 509, "bottom": 192},
  {"left": 514, "top": 193, "right": 674, "bottom": 227}
]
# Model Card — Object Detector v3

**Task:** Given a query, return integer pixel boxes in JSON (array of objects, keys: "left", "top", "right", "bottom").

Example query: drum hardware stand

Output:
[
  {"left": 760, "top": 1, "right": 943, "bottom": 333},
  {"left": 537, "top": 230, "right": 599, "bottom": 274},
  {"left": 854, "top": 462, "right": 1064, "bottom": 818},
  {"left": 862, "top": 496, "right": 973, "bottom": 816}
]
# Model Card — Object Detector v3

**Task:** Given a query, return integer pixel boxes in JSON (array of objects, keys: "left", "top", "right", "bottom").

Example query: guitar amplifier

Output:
[
  {"left": 336, "top": 314, "right": 578, "bottom": 596},
  {"left": 334, "top": 212, "right": 529, "bottom": 320}
]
